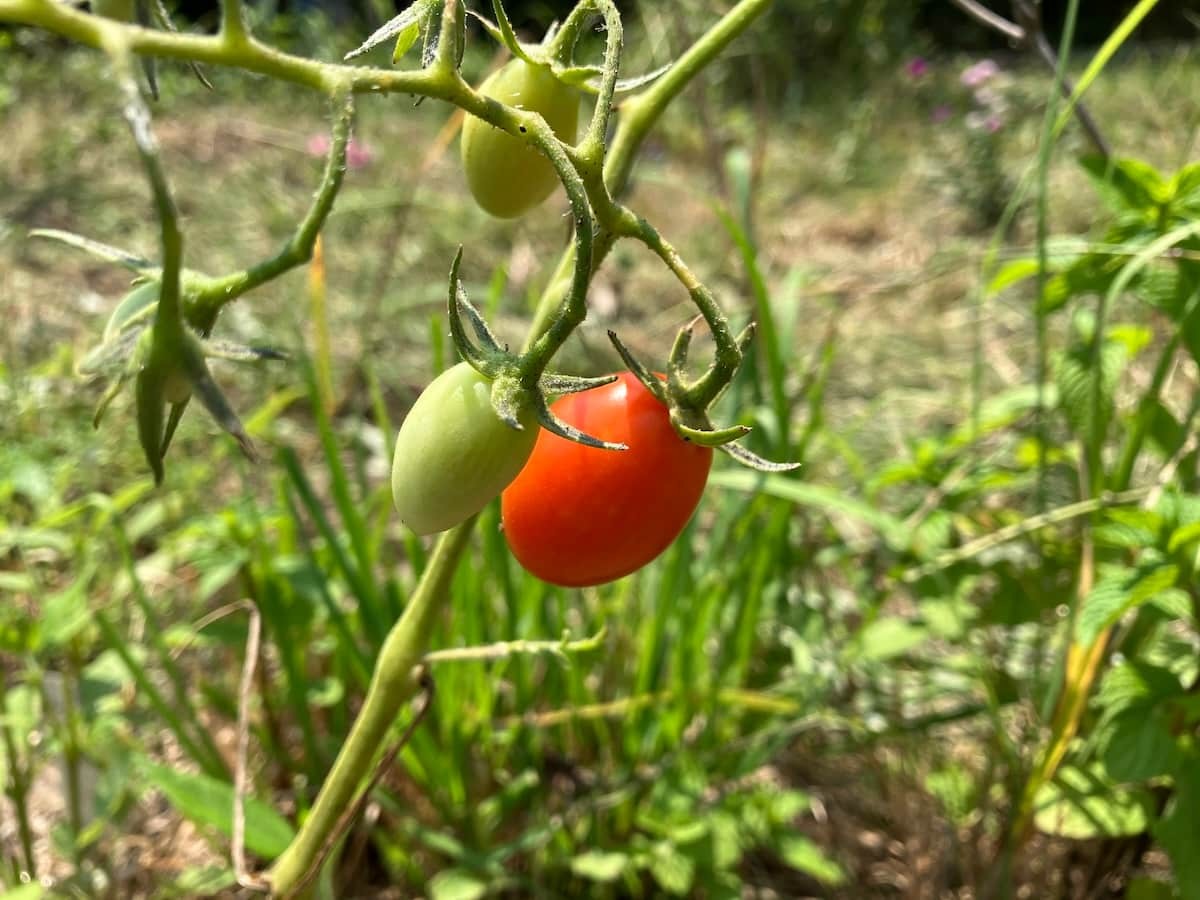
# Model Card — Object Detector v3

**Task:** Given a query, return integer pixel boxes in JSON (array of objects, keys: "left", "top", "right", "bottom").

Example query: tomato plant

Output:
[
  {"left": 460, "top": 58, "right": 579, "bottom": 219},
  {"left": 392, "top": 361, "right": 538, "bottom": 535},
  {"left": 501, "top": 372, "right": 713, "bottom": 587}
]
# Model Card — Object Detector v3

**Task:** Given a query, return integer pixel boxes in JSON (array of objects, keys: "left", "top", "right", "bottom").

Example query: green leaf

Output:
[
  {"left": 776, "top": 834, "right": 845, "bottom": 886},
  {"left": 138, "top": 759, "right": 294, "bottom": 859},
  {"left": 767, "top": 789, "right": 811, "bottom": 825},
  {"left": 854, "top": 617, "right": 928, "bottom": 663},
  {"left": 707, "top": 811, "right": 742, "bottom": 870},
  {"left": 1076, "top": 563, "right": 1180, "bottom": 648},
  {"left": 1102, "top": 708, "right": 1181, "bottom": 783},
  {"left": 1034, "top": 765, "right": 1153, "bottom": 839},
  {"left": 1151, "top": 589, "right": 1194, "bottom": 623},
  {"left": 1155, "top": 766, "right": 1200, "bottom": 900},
  {"left": 169, "top": 866, "right": 236, "bottom": 896},
  {"left": 1080, "top": 156, "right": 1168, "bottom": 217},
  {"left": 429, "top": 869, "right": 487, "bottom": 900},
  {"left": 1169, "top": 162, "right": 1200, "bottom": 210},
  {"left": 1097, "top": 661, "right": 1184, "bottom": 713},
  {"left": 570, "top": 851, "right": 630, "bottom": 883},
  {"left": 40, "top": 572, "right": 93, "bottom": 647},
  {"left": 986, "top": 258, "right": 1041, "bottom": 297},
  {"left": 649, "top": 844, "right": 695, "bottom": 896},
  {"left": 392, "top": 20, "right": 421, "bottom": 63},
  {"left": 1054, "top": 337, "right": 1126, "bottom": 445},
  {"left": 1167, "top": 521, "right": 1200, "bottom": 555}
]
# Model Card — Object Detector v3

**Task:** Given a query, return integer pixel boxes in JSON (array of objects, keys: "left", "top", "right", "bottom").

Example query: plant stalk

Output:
[{"left": 268, "top": 520, "right": 475, "bottom": 897}]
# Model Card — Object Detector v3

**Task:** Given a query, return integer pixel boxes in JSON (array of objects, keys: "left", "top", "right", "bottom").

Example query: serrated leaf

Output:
[
  {"left": 138, "top": 759, "right": 294, "bottom": 859},
  {"left": 1034, "top": 765, "right": 1153, "bottom": 839},
  {"left": 1102, "top": 707, "right": 1181, "bottom": 783},
  {"left": 1151, "top": 588, "right": 1193, "bottom": 623},
  {"left": 1054, "top": 337, "right": 1125, "bottom": 444},
  {"left": 1076, "top": 563, "right": 1180, "bottom": 647},
  {"left": 429, "top": 868, "right": 487, "bottom": 900},
  {"left": 1097, "top": 661, "right": 1184, "bottom": 712},
  {"left": 1080, "top": 155, "right": 1169, "bottom": 217},
  {"left": 570, "top": 851, "right": 629, "bottom": 882}
]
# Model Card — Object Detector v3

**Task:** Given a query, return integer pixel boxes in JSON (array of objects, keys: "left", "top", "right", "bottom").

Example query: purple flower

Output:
[
  {"left": 905, "top": 56, "right": 930, "bottom": 79},
  {"left": 961, "top": 59, "right": 999, "bottom": 88},
  {"left": 931, "top": 104, "right": 954, "bottom": 124}
]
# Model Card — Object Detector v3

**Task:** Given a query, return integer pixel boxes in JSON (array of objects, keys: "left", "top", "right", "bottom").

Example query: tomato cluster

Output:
[
  {"left": 501, "top": 373, "right": 712, "bottom": 587},
  {"left": 391, "top": 63, "right": 709, "bottom": 582}
]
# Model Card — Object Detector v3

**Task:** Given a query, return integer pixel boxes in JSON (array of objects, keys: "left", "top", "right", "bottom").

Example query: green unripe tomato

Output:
[
  {"left": 391, "top": 362, "right": 538, "bottom": 535},
  {"left": 460, "top": 60, "right": 579, "bottom": 219}
]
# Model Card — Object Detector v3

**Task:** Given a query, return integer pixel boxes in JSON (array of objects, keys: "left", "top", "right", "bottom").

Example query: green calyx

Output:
[
  {"left": 607, "top": 321, "right": 799, "bottom": 473},
  {"left": 444, "top": 248, "right": 625, "bottom": 452},
  {"left": 82, "top": 282, "right": 285, "bottom": 484}
]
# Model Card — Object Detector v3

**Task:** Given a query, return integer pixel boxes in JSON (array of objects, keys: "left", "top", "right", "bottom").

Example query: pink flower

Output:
[
  {"left": 961, "top": 59, "right": 999, "bottom": 88},
  {"left": 905, "top": 56, "right": 930, "bottom": 79},
  {"left": 306, "top": 133, "right": 374, "bottom": 170},
  {"left": 345, "top": 140, "right": 374, "bottom": 169},
  {"left": 931, "top": 105, "right": 954, "bottom": 124}
]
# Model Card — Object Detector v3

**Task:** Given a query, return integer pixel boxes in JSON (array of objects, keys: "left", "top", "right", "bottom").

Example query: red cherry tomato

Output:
[{"left": 500, "top": 372, "right": 713, "bottom": 587}]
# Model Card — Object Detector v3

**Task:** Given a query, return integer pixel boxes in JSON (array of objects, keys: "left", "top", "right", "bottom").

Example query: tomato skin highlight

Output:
[
  {"left": 460, "top": 59, "right": 579, "bottom": 219},
  {"left": 501, "top": 373, "right": 713, "bottom": 587},
  {"left": 392, "top": 362, "right": 538, "bottom": 535}
]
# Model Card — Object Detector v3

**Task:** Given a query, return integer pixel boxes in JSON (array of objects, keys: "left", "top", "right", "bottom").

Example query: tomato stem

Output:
[{"left": 268, "top": 520, "right": 476, "bottom": 897}]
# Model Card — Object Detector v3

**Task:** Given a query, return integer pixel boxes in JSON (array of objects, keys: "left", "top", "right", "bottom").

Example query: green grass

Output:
[{"left": 3, "top": 20, "right": 1200, "bottom": 899}]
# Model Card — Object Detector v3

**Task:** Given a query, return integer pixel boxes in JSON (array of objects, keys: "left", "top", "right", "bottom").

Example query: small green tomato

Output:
[
  {"left": 391, "top": 362, "right": 538, "bottom": 535},
  {"left": 460, "top": 59, "right": 579, "bottom": 219}
]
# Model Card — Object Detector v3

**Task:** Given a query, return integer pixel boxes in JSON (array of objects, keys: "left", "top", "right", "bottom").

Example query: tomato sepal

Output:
[
  {"left": 532, "top": 391, "right": 627, "bottom": 452},
  {"left": 672, "top": 418, "right": 751, "bottom": 448},
  {"left": 446, "top": 247, "right": 622, "bottom": 450},
  {"left": 717, "top": 441, "right": 802, "bottom": 473},
  {"left": 538, "top": 372, "right": 619, "bottom": 397},
  {"left": 607, "top": 321, "right": 800, "bottom": 472},
  {"left": 606, "top": 329, "right": 669, "bottom": 404}
]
